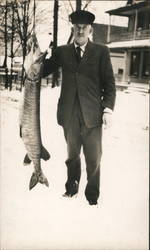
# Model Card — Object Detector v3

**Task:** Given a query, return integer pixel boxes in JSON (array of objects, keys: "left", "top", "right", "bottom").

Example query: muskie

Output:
[{"left": 20, "top": 34, "right": 50, "bottom": 190}]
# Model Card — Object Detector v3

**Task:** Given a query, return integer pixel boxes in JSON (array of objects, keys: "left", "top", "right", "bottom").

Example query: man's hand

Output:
[
  {"left": 46, "top": 47, "right": 51, "bottom": 58},
  {"left": 102, "top": 112, "right": 113, "bottom": 129}
]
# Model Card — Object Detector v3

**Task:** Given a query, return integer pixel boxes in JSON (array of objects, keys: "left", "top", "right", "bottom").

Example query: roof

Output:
[
  {"left": 106, "top": 1, "right": 150, "bottom": 17},
  {"left": 107, "top": 39, "right": 150, "bottom": 49}
]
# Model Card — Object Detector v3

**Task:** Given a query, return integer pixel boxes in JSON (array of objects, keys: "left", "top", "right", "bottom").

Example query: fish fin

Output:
[
  {"left": 23, "top": 154, "right": 32, "bottom": 165},
  {"left": 20, "top": 125, "right": 22, "bottom": 138},
  {"left": 44, "top": 179, "right": 49, "bottom": 187},
  {"left": 29, "top": 172, "right": 39, "bottom": 190},
  {"left": 41, "top": 146, "right": 50, "bottom": 161}
]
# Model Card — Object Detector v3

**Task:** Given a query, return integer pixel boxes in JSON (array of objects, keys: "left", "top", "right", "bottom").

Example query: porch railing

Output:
[{"left": 109, "top": 29, "right": 150, "bottom": 42}]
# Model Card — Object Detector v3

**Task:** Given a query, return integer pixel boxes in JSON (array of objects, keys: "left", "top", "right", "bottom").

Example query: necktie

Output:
[{"left": 76, "top": 46, "right": 82, "bottom": 62}]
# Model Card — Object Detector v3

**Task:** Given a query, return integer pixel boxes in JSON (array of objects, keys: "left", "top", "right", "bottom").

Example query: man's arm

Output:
[
  {"left": 101, "top": 46, "right": 116, "bottom": 128},
  {"left": 101, "top": 46, "right": 116, "bottom": 111},
  {"left": 42, "top": 47, "right": 61, "bottom": 78}
]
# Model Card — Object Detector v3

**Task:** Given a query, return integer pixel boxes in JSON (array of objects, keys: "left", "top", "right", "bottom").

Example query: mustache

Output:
[{"left": 77, "top": 34, "right": 84, "bottom": 37}]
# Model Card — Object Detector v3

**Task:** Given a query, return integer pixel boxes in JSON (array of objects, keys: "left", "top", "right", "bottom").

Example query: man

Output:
[{"left": 43, "top": 10, "right": 116, "bottom": 205}]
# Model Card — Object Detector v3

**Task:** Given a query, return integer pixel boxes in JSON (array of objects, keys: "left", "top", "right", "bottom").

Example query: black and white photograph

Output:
[{"left": 0, "top": 0, "right": 149, "bottom": 249}]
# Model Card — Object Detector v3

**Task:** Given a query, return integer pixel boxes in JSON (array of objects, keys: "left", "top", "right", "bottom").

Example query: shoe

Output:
[
  {"left": 63, "top": 181, "right": 79, "bottom": 198},
  {"left": 62, "top": 192, "right": 77, "bottom": 198},
  {"left": 88, "top": 200, "right": 97, "bottom": 205}
]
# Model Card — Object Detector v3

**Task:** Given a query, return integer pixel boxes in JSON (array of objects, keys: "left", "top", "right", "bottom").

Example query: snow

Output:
[{"left": 0, "top": 85, "right": 149, "bottom": 250}]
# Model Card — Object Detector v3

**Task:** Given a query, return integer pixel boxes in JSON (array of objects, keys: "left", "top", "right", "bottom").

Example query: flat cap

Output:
[{"left": 69, "top": 10, "right": 95, "bottom": 24}]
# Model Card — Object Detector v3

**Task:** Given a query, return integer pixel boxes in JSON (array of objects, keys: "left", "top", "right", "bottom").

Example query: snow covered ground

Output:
[{"left": 0, "top": 86, "right": 149, "bottom": 250}]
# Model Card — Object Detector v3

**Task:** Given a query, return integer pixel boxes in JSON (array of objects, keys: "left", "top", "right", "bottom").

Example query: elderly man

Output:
[{"left": 43, "top": 10, "right": 116, "bottom": 205}]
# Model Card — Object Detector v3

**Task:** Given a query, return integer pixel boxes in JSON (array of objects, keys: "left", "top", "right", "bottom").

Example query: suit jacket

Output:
[{"left": 43, "top": 40, "right": 116, "bottom": 128}]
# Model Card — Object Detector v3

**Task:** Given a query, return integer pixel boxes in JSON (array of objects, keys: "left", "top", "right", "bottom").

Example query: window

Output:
[
  {"left": 137, "top": 12, "right": 144, "bottom": 30},
  {"left": 130, "top": 51, "right": 140, "bottom": 76},
  {"left": 137, "top": 11, "right": 150, "bottom": 30},
  {"left": 142, "top": 51, "right": 150, "bottom": 77}
]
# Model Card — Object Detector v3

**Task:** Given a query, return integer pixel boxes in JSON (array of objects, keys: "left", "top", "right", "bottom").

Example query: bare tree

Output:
[
  {"left": 52, "top": 0, "right": 59, "bottom": 88},
  {"left": 9, "top": 1, "right": 16, "bottom": 90},
  {"left": 83, "top": 0, "right": 92, "bottom": 10},
  {"left": 14, "top": 0, "right": 31, "bottom": 90},
  {"left": 3, "top": 1, "right": 9, "bottom": 89},
  {"left": 0, "top": 0, "right": 29, "bottom": 90},
  {"left": 76, "top": 0, "right": 82, "bottom": 11}
]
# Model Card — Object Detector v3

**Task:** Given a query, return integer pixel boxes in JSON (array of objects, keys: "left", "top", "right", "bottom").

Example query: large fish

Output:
[{"left": 20, "top": 34, "right": 50, "bottom": 190}]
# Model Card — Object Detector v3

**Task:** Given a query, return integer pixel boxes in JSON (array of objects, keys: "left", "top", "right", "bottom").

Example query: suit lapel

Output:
[
  {"left": 67, "top": 43, "right": 79, "bottom": 70},
  {"left": 67, "top": 41, "right": 95, "bottom": 70},
  {"left": 81, "top": 41, "right": 95, "bottom": 65}
]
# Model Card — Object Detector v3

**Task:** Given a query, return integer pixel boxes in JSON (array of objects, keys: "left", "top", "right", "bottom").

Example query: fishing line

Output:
[
  {"left": 33, "top": 0, "right": 36, "bottom": 36},
  {"left": 32, "top": 0, "right": 37, "bottom": 52}
]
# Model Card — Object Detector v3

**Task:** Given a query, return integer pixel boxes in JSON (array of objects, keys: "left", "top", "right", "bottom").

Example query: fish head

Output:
[
  {"left": 26, "top": 33, "right": 40, "bottom": 55},
  {"left": 24, "top": 33, "right": 46, "bottom": 78}
]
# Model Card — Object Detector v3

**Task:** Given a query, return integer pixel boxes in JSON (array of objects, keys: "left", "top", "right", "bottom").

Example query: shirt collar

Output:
[{"left": 74, "top": 41, "right": 88, "bottom": 52}]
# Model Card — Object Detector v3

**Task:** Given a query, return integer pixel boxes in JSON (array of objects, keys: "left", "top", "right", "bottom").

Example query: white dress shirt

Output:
[{"left": 74, "top": 42, "right": 87, "bottom": 57}]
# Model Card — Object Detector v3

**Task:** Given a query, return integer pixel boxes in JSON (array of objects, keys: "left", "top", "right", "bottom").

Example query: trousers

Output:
[{"left": 63, "top": 95, "right": 102, "bottom": 202}]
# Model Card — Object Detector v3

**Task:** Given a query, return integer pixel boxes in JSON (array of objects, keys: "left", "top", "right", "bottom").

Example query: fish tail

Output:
[{"left": 29, "top": 171, "right": 49, "bottom": 190}]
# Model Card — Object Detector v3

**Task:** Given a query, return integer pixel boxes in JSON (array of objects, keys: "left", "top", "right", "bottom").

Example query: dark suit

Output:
[{"left": 43, "top": 40, "right": 116, "bottom": 202}]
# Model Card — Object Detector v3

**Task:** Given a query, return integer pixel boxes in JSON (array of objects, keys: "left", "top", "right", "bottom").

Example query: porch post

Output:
[
  {"left": 107, "top": 14, "right": 111, "bottom": 43},
  {"left": 139, "top": 51, "right": 144, "bottom": 81},
  {"left": 134, "top": 9, "right": 138, "bottom": 39},
  {"left": 122, "top": 50, "right": 130, "bottom": 83}
]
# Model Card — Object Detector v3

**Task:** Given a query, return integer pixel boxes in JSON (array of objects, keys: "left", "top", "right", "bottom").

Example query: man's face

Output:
[{"left": 73, "top": 24, "right": 92, "bottom": 46}]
